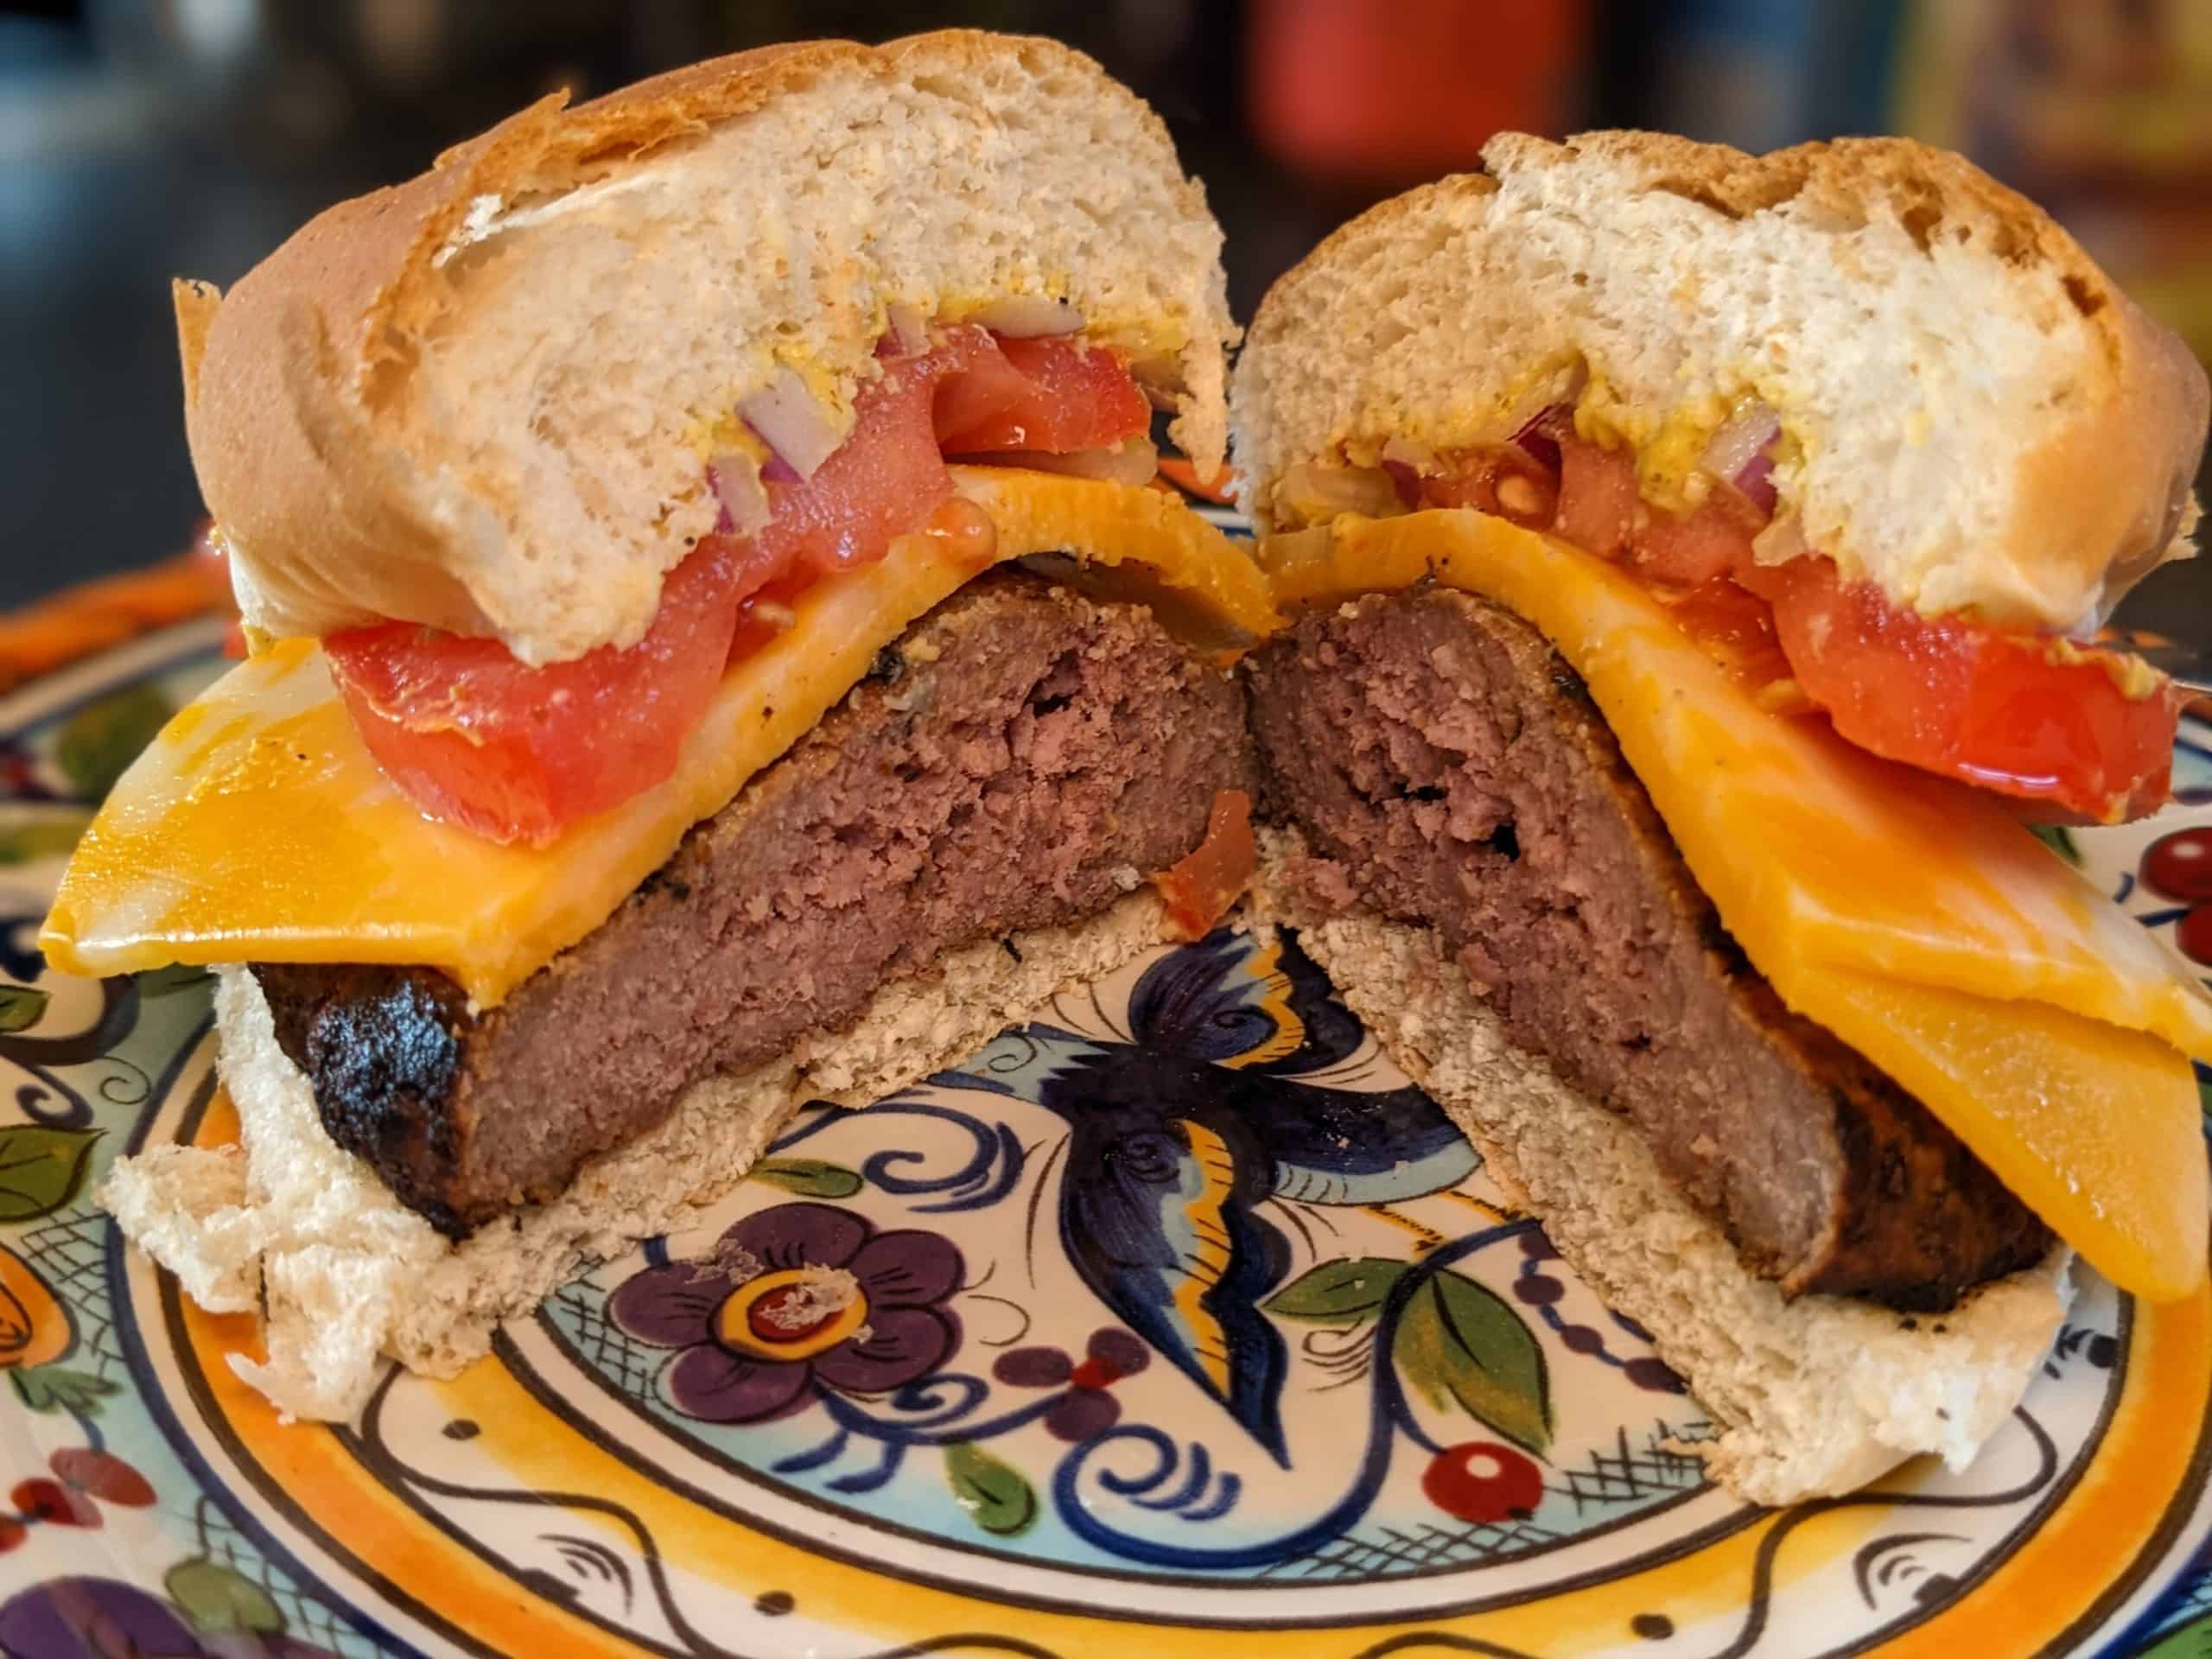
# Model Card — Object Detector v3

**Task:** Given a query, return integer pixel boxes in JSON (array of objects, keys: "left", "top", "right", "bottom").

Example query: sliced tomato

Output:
[
  {"left": 327, "top": 324, "right": 1147, "bottom": 844},
  {"left": 325, "top": 538, "right": 742, "bottom": 846},
  {"left": 749, "top": 346, "right": 961, "bottom": 582},
  {"left": 1551, "top": 435, "right": 1758, "bottom": 586},
  {"left": 1629, "top": 492, "right": 1762, "bottom": 588},
  {"left": 1154, "top": 788, "right": 1256, "bottom": 940},
  {"left": 1477, "top": 430, "right": 2176, "bottom": 820},
  {"left": 1658, "top": 577, "right": 1795, "bottom": 693},
  {"left": 1553, "top": 435, "right": 1639, "bottom": 562},
  {"left": 1420, "top": 446, "right": 1558, "bottom": 528},
  {"left": 1766, "top": 557, "right": 2180, "bottom": 822},
  {"left": 935, "top": 334, "right": 1150, "bottom": 454}
]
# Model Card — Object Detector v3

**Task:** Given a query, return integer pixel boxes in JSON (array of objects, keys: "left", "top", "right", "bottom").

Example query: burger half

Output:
[
  {"left": 1232, "top": 130, "right": 2212, "bottom": 1504},
  {"left": 41, "top": 32, "right": 1274, "bottom": 1420}
]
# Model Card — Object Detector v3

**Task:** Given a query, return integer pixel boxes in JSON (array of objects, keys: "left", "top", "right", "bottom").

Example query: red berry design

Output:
[
  {"left": 1421, "top": 1440, "right": 1545, "bottom": 1524},
  {"left": 2178, "top": 905, "right": 2212, "bottom": 969},
  {"left": 49, "top": 1448, "right": 155, "bottom": 1508},
  {"left": 12, "top": 1477, "right": 99, "bottom": 1528},
  {"left": 2143, "top": 829, "right": 2212, "bottom": 903},
  {"left": 0, "top": 1518, "right": 23, "bottom": 1552}
]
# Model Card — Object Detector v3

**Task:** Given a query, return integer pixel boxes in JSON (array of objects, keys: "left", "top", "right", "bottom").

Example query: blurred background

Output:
[{"left": 3, "top": 0, "right": 2210, "bottom": 640}]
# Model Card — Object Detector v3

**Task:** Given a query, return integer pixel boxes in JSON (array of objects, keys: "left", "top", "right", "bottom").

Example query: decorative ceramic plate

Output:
[{"left": 0, "top": 613, "right": 2206, "bottom": 1659}]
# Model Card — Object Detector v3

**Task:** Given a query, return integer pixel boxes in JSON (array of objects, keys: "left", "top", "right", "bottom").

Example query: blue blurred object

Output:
[{"left": 1643, "top": 0, "right": 1906, "bottom": 150}]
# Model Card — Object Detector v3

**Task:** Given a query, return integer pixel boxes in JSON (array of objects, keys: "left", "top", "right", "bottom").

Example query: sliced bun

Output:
[
  {"left": 1231, "top": 130, "right": 2207, "bottom": 634},
  {"left": 105, "top": 892, "right": 1176, "bottom": 1422},
  {"left": 180, "top": 31, "right": 1234, "bottom": 664},
  {"left": 1253, "top": 833, "right": 2070, "bottom": 1507}
]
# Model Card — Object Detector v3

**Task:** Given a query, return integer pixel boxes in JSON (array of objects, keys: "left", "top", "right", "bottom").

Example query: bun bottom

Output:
[
  {"left": 103, "top": 892, "right": 1177, "bottom": 1423},
  {"left": 105, "top": 851, "right": 2070, "bottom": 1497},
  {"left": 1251, "top": 830, "right": 2071, "bottom": 1508}
]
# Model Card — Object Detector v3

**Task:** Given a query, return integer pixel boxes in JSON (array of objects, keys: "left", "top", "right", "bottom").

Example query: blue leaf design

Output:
[
  {"left": 1124, "top": 931, "right": 1292, "bottom": 1066},
  {"left": 1047, "top": 1049, "right": 1294, "bottom": 1463},
  {"left": 1122, "top": 927, "right": 1375, "bottom": 1077},
  {"left": 1240, "top": 1080, "right": 1477, "bottom": 1206}
]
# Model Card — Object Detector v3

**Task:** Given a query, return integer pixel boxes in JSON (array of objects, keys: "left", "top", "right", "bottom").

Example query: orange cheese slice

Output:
[
  {"left": 1261, "top": 507, "right": 2211, "bottom": 1300},
  {"left": 41, "top": 469, "right": 1278, "bottom": 1009}
]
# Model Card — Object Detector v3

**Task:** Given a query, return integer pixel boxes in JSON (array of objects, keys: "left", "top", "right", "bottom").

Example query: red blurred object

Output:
[{"left": 1249, "top": 0, "right": 1588, "bottom": 183}]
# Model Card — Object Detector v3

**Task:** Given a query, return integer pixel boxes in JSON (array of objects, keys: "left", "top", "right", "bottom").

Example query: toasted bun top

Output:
[
  {"left": 180, "top": 31, "right": 1235, "bottom": 664},
  {"left": 1231, "top": 130, "right": 2208, "bottom": 633}
]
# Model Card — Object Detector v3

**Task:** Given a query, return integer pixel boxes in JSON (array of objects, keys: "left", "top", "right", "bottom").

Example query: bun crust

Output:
[
  {"left": 183, "top": 32, "right": 1235, "bottom": 663},
  {"left": 1233, "top": 130, "right": 2207, "bottom": 633}
]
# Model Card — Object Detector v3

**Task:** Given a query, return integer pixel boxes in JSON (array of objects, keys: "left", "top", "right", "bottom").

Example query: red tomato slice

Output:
[
  {"left": 1552, "top": 435, "right": 1758, "bottom": 586},
  {"left": 1659, "top": 577, "right": 1796, "bottom": 694},
  {"left": 1154, "top": 788, "right": 1256, "bottom": 940},
  {"left": 1630, "top": 492, "right": 1762, "bottom": 588},
  {"left": 749, "top": 346, "right": 961, "bottom": 582},
  {"left": 1552, "top": 435, "right": 1638, "bottom": 561},
  {"left": 326, "top": 325, "right": 1146, "bottom": 844},
  {"left": 1419, "top": 446, "right": 1558, "bottom": 528},
  {"left": 1766, "top": 557, "right": 2180, "bottom": 822},
  {"left": 935, "top": 334, "right": 1150, "bottom": 454},
  {"left": 325, "top": 538, "right": 742, "bottom": 846}
]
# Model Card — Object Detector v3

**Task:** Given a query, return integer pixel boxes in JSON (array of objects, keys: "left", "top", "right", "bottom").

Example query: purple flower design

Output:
[
  {"left": 0, "top": 1576, "right": 339, "bottom": 1659},
  {"left": 993, "top": 1326, "right": 1150, "bottom": 1441},
  {"left": 612, "top": 1201, "right": 963, "bottom": 1425}
]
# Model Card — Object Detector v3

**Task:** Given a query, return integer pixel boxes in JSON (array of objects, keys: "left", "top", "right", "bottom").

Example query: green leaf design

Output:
[
  {"left": 0, "top": 1126, "right": 101, "bottom": 1221},
  {"left": 2028, "top": 823, "right": 2082, "bottom": 866},
  {"left": 1263, "top": 1255, "right": 1406, "bottom": 1325},
  {"left": 0, "top": 986, "right": 48, "bottom": 1034},
  {"left": 0, "top": 814, "right": 91, "bottom": 866},
  {"left": 750, "top": 1157, "right": 864, "bottom": 1198},
  {"left": 136, "top": 963, "right": 214, "bottom": 999},
  {"left": 1391, "top": 1269, "right": 1553, "bottom": 1456},
  {"left": 54, "top": 683, "right": 173, "bottom": 801},
  {"left": 10, "top": 1365, "right": 118, "bottom": 1415},
  {"left": 944, "top": 1440, "right": 1038, "bottom": 1537},
  {"left": 165, "top": 1556, "right": 286, "bottom": 1635},
  {"left": 2131, "top": 1612, "right": 2212, "bottom": 1659}
]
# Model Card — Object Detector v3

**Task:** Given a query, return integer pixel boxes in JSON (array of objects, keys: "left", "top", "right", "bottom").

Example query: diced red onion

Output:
[
  {"left": 1732, "top": 450, "right": 1777, "bottom": 516},
  {"left": 709, "top": 452, "right": 770, "bottom": 537},
  {"left": 1510, "top": 404, "right": 1570, "bottom": 473},
  {"left": 738, "top": 369, "right": 842, "bottom": 481},
  {"left": 1381, "top": 458, "right": 1421, "bottom": 509},
  {"left": 1700, "top": 403, "right": 1780, "bottom": 515},
  {"left": 885, "top": 301, "right": 929, "bottom": 357},
  {"left": 969, "top": 296, "right": 1084, "bottom": 338},
  {"left": 993, "top": 438, "right": 1160, "bottom": 486}
]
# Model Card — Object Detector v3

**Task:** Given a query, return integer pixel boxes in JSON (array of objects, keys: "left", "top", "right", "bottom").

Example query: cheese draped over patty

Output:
[
  {"left": 1260, "top": 506, "right": 2212, "bottom": 1303},
  {"left": 41, "top": 471, "right": 1276, "bottom": 1008}
]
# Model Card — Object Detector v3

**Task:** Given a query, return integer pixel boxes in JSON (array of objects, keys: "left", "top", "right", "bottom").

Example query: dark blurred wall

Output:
[{"left": 3, "top": 0, "right": 2207, "bottom": 642}]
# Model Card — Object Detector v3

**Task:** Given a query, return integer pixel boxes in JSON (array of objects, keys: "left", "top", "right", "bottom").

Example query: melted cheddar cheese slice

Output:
[
  {"left": 1262, "top": 507, "right": 2212, "bottom": 1301},
  {"left": 41, "top": 470, "right": 1278, "bottom": 1010}
]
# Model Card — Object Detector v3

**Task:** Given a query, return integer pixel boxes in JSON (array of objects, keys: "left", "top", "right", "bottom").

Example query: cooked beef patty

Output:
[
  {"left": 256, "top": 574, "right": 1256, "bottom": 1237},
  {"left": 1246, "top": 586, "right": 2048, "bottom": 1310}
]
